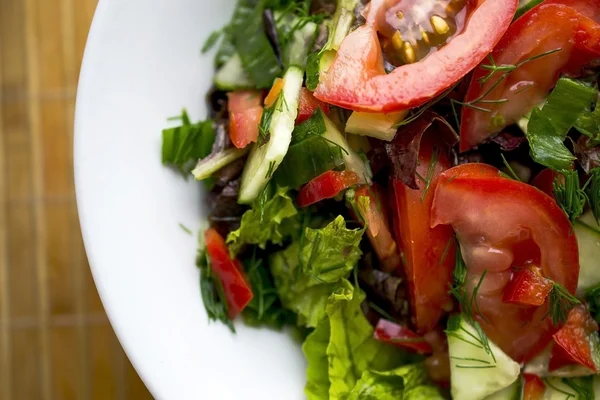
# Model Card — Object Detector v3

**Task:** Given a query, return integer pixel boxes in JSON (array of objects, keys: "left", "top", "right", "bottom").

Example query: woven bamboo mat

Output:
[{"left": 0, "top": 0, "right": 152, "bottom": 398}]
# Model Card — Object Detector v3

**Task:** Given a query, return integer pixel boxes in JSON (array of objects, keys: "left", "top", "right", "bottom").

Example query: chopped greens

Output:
[
  {"left": 197, "top": 248, "right": 235, "bottom": 332},
  {"left": 553, "top": 170, "right": 588, "bottom": 222},
  {"left": 588, "top": 168, "right": 600, "bottom": 224},
  {"left": 545, "top": 282, "right": 581, "bottom": 326},
  {"left": 161, "top": 110, "right": 215, "bottom": 176}
]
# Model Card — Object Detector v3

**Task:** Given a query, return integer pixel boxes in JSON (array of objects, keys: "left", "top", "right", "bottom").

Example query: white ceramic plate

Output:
[{"left": 74, "top": 1, "right": 306, "bottom": 399}]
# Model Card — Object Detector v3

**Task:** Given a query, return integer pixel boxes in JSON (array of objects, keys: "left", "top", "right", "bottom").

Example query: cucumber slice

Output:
[
  {"left": 214, "top": 53, "right": 255, "bottom": 90},
  {"left": 447, "top": 315, "right": 520, "bottom": 400},
  {"left": 238, "top": 66, "right": 304, "bottom": 204},
  {"left": 191, "top": 147, "right": 249, "bottom": 181},
  {"left": 484, "top": 377, "right": 522, "bottom": 400},
  {"left": 322, "top": 114, "right": 372, "bottom": 183},
  {"left": 544, "top": 377, "right": 595, "bottom": 399},
  {"left": 575, "top": 212, "right": 600, "bottom": 295},
  {"left": 345, "top": 111, "right": 408, "bottom": 141}
]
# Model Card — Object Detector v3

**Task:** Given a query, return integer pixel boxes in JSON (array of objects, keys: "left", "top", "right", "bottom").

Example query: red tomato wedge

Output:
[
  {"left": 355, "top": 185, "right": 401, "bottom": 272},
  {"left": 204, "top": 228, "right": 253, "bottom": 319},
  {"left": 297, "top": 88, "right": 329, "bottom": 125},
  {"left": 297, "top": 170, "right": 360, "bottom": 207},
  {"left": 523, "top": 374, "right": 546, "bottom": 400},
  {"left": 460, "top": 1, "right": 600, "bottom": 151},
  {"left": 431, "top": 164, "right": 579, "bottom": 362},
  {"left": 314, "top": 0, "right": 517, "bottom": 112},
  {"left": 227, "top": 91, "right": 263, "bottom": 149},
  {"left": 531, "top": 168, "right": 564, "bottom": 197},
  {"left": 374, "top": 319, "right": 433, "bottom": 354},
  {"left": 549, "top": 305, "right": 599, "bottom": 372},
  {"left": 503, "top": 267, "right": 554, "bottom": 306},
  {"left": 391, "top": 131, "right": 456, "bottom": 334}
]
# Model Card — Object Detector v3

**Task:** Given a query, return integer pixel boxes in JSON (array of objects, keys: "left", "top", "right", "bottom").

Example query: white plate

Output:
[{"left": 74, "top": 1, "right": 306, "bottom": 399}]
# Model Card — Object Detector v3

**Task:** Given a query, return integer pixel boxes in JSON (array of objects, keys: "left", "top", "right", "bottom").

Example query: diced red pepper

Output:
[
  {"left": 297, "top": 170, "right": 360, "bottom": 207},
  {"left": 374, "top": 319, "right": 433, "bottom": 354},
  {"left": 549, "top": 305, "right": 599, "bottom": 372},
  {"left": 354, "top": 185, "right": 401, "bottom": 272},
  {"left": 523, "top": 374, "right": 546, "bottom": 400},
  {"left": 204, "top": 228, "right": 253, "bottom": 319},
  {"left": 297, "top": 88, "right": 329, "bottom": 125},
  {"left": 502, "top": 267, "right": 554, "bottom": 306},
  {"left": 228, "top": 91, "right": 263, "bottom": 149}
]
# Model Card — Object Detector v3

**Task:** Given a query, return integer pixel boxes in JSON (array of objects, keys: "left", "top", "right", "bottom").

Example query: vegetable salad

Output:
[{"left": 161, "top": 0, "right": 600, "bottom": 398}]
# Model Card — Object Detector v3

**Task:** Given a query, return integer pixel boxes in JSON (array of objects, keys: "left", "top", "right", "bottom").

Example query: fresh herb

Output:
[
  {"left": 525, "top": 107, "right": 576, "bottom": 172},
  {"left": 161, "top": 110, "right": 215, "bottom": 176},
  {"left": 396, "top": 84, "right": 458, "bottom": 128},
  {"left": 202, "top": 30, "right": 223, "bottom": 53},
  {"left": 553, "top": 170, "right": 588, "bottom": 222},
  {"left": 197, "top": 249, "right": 235, "bottom": 332},
  {"left": 500, "top": 154, "right": 522, "bottom": 182},
  {"left": 585, "top": 284, "right": 600, "bottom": 324},
  {"left": 451, "top": 48, "right": 562, "bottom": 119},
  {"left": 587, "top": 168, "right": 600, "bottom": 224},
  {"left": 242, "top": 249, "right": 295, "bottom": 328},
  {"left": 418, "top": 145, "right": 440, "bottom": 202},
  {"left": 258, "top": 90, "right": 283, "bottom": 143},
  {"left": 179, "top": 223, "right": 193, "bottom": 235},
  {"left": 575, "top": 100, "right": 600, "bottom": 146},
  {"left": 545, "top": 282, "right": 581, "bottom": 326}
]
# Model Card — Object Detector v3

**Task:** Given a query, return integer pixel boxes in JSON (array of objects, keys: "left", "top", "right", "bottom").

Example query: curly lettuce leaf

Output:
[
  {"left": 270, "top": 216, "right": 365, "bottom": 327},
  {"left": 226, "top": 185, "right": 299, "bottom": 256},
  {"left": 347, "top": 364, "right": 444, "bottom": 400},
  {"left": 327, "top": 281, "right": 408, "bottom": 400},
  {"left": 303, "top": 318, "right": 331, "bottom": 400}
]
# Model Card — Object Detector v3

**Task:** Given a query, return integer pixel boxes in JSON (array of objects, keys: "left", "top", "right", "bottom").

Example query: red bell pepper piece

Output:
[
  {"left": 523, "top": 374, "right": 546, "bottom": 400},
  {"left": 297, "top": 170, "right": 360, "bottom": 207},
  {"left": 502, "top": 268, "right": 554, "bottom": 306},
  {"left": 549, "top": 305, "right": 599, "bottom": 372},
  {"left": 204, "top": 228, "right": 253, "bottom": 319},
  {"left": 374, "top": 319, "right": 433, "bottom": 355},
  {"left": 296, "top": 88, "right": 329, "bottom": 125}
]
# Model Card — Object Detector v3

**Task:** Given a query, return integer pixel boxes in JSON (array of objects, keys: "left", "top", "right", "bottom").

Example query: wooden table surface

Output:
[{"left": 0, "top": 0, "right": 153, "bottom": 398}]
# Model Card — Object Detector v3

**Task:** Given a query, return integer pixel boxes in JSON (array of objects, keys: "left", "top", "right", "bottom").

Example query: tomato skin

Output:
[
  {"left": 503, "top": 268, "right": 554, "bottom": 306},
  {"left": 460, "top": 2, "right": 600, "bottom": 151},
  {"left": 431, "top": 165, "right": 579, "bottom": 362},
  {"left": 373, "top": 319, "right": 433, "bottom": 354},
  {"left": 392, "top": 132, "right": 456, "bottom": 334},
  {"left": 297, "top": 88, "right": 329, "bottom": 125},
  {"left": 531, "top": 169, "right": 563, "bottom": 197},
  {"left": 314, "top": 0, "right": 517, "bottom": 112},
  {"left": 297, "top": 170, "right": 360, "bottom": 207},
  {"left": 227, "top": 91, "right": 263, "bottom": 149},
  {"left": 354, "top": 185, "right": 401, "bottom": 273},
  {"left": 204, "top": 228, "right": 254, "bottom": 319},
  {"left": 549, "top": 305, "right": 599, "bottom": 372},
  {"left": 523, "top": 374, "right": 546, "bottom": 400}
]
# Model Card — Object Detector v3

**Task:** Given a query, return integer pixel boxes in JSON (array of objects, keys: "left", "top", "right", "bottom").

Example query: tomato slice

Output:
[
  {"left": 314, "top": 0, "right": 517, "bottom": 112},
  {"left": 549, "top": 305, "right": 599, "bottom": 372},
  {"left": 523, "top": 374, "right": 546, "bottom": 400},
  {"left": 297, "top": 88, "right": 329, "bottom": 125},
  {"left": 297, "top": 170, "right": 360, "bottom": 207},
  {"left": 355, "top": 185, "right": 401, "bottom": 272},
  {"left": 502, "top": 267, "right": 554, "bottom": 306},
  {"left": 227, "top": 91, "right": 263, "bottom": 149},
  {"left": 431, "top": 164, "right": 579, "bottom": 362},
  {"left": 204, "top": 228, "right": 254, "bottom": 319},
  {"left": 392, "top": 131, "right": 456, "bottom": 334},
  {"left": 460, "top": 1, "right": 600, "bottom": 150},
  {"left": 374, "top": 319, "right": 433, "bottom": 354}
]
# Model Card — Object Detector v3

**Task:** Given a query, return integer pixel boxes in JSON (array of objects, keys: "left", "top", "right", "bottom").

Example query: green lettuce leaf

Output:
[
  {"left": 327, "top": 281, "right": 408, "bottom": 400},
  {"left": 270, "top": 216, "right": 365, "bottom": 327},
  {"left": 347, "top": 363, "right": 445, "bottom": 400},
  {"left": 226, "top": 185, "right": 299, "bottom": 256},
  {"left": 303, "top": 318, "right": 331, "bottom": 400}
]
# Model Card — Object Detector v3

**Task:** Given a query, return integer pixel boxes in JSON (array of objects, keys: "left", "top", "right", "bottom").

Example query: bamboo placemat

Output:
[{"left": 0, "top": 0, "right": 153, "bottom": 398}]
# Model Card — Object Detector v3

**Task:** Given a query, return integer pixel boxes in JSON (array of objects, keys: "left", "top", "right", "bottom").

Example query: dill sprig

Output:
[
  {"left": 586, "top": 168, "right": 600, "bottom": 224},
  {"left": 545, "top": 282, "right": 581, "bottom": 326},
  {"left": 553, "top": 170, "right": 588, "bottom": 222},
  {"left": 450, "top": 48, "right": 562, "bottom": 127},
  {"left": 500, "top": 154, "right": 522, "bottom": 182},
  {"left": 418, "top": 145, "right": 440, "bottom": 202}
]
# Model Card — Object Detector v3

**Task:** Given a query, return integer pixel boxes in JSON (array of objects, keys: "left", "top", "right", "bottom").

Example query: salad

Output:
[{"left": 161, "top": 0, "right": 600, "bottom": 398}]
